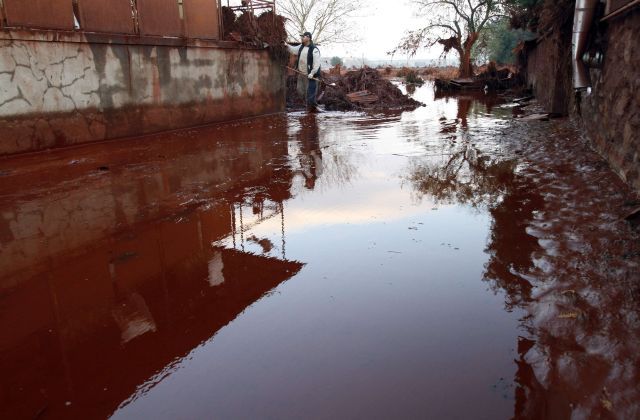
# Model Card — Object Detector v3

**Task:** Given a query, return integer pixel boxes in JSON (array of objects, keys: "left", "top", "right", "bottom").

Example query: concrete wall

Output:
[
  {"left": 0, "top": 30, "right": 285, "bottom": 155},
  {"left": 579, "top": 11, "right": 640, "bottom": 191}
]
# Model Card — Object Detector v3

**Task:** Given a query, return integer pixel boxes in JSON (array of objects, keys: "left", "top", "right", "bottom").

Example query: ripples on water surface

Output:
[{"left": 1, "top": 83, "right": 639, "bottom": 419}]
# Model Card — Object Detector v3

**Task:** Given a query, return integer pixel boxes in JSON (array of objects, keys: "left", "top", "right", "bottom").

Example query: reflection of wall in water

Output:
[
  {"left": 0, "top": 118, "right": 293, "bottom": 288},
  {"left": 0, "top": 201, "right": 303, "bottom": 419}
]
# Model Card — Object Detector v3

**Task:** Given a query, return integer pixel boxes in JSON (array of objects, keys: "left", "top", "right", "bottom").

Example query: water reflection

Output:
[
  {"left": 409, "top": 144, "right": 516, "bottom": 208},
  {"left": 0, "top": 116, "right": 305, "bottom": 419},
  {"left": 0, "top": 116, "right": 295, "bottom": 287},
  {"left": 1, "top": 86, "right": 638, "bottom": 418},
  {"left": 434, "top": 88, "right": 518, "bottom": 124},
  {"left": 0, "top": 239, "right": 302, "bottom": 419},
  {"left": 413, "top": 88, "right": 640, "bottom": 417},
  {"left": 290, "top": 112, "right": 359, "bottom": 191},
  {"left": 484, "top": 177, "right": 544, "bottom": 311},
  {"left": 296, "top": 114, "right": 323, "bottom": 190},
  {"left": 410, "top": 90, "right": 543, "bottom": 312}
]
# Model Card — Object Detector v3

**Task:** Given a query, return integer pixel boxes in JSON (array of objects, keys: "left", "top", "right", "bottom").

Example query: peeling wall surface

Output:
[
  {"left": 0, "top": 31, "right": 285, "bottom": 155},
  {"left": 579, "top": 11, "right": 640, "bottom": 191}
]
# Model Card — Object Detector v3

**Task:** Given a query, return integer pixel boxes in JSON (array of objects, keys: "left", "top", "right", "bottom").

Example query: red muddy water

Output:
[{"left": 1, "top": 83, "right": 639, "bottom": 419}]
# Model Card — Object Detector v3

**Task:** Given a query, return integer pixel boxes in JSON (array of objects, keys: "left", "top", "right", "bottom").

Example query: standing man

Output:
[{"left": 286, "top": 32, "right": 321, "bottom": 111}]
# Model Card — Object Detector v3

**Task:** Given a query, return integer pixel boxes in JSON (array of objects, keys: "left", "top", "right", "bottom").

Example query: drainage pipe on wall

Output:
[{"left": 572, "top": 0, "right": 599, "bottom": 89}]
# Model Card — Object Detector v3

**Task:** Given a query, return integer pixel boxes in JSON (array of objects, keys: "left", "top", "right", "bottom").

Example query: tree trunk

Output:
[
  {"left": 458, "top": 32, "right": 479, "bottom": 78},
  {"left": 459, "top": 48, "right": 474, "bottom": 78}
]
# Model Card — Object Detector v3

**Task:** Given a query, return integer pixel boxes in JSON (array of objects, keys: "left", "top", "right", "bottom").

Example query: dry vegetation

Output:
[{"left": 418, "top": 66, "right": 460, "bottom": 80}]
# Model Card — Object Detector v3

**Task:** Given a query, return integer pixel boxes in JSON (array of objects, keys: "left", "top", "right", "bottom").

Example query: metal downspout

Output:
[{"left": 572, "top": 0, "right": 599, "bottom": 89}]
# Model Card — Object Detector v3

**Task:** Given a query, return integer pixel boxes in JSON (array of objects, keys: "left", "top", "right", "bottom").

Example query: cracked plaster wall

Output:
[{"left": 0, "top": 32, "right": 285, "bottom": 155}]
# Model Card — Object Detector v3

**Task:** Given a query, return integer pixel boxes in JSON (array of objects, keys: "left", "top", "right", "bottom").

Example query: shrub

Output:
[{"left": 405, "top": 69, "right": 425, "bottom": 85}]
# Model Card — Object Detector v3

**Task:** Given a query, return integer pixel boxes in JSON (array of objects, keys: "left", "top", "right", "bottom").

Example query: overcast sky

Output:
[
  {"left": 323, "top": 0, "right": 440, "bottom": 60},
  {"left": 228, "top": 0, "right": 442, "bottom": 60}
]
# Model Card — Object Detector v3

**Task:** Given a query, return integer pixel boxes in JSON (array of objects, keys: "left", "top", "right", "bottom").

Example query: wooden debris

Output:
[
  {"left": 436, "top": 78, "right": 484, "bottom": 90},
  {"left": 346, "top": 90, "right": 379, "bottom": 104}
]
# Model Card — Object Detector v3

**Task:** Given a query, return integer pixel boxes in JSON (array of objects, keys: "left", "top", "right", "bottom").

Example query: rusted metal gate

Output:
[
  {"left": 77, "top": 0, "right": 136, "bottom": 34},
  {"left": 183, "top": 0, "right": 220, "bottom": 39},
  {"left": 0, "top": 0, "right": 228, "bottom": 40},
  {"left": 3, "top": 0, "right": 74, "bottom": 30},
  {"left": 137, "top": 0, "right": 182, "bottom": 37}
]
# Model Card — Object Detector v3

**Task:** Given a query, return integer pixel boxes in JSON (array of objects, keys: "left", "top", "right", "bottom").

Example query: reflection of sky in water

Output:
[
  {"left": 4, "top": 81, "right": 636, "bottom": 419},
  {"left": 113, "top": 84, "right": 525, "bottom": 419}
]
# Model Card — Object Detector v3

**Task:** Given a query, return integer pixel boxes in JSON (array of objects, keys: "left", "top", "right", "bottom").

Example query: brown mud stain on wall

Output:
[{"left": 0, "top": 31, "right": 285, "bottom": 156}]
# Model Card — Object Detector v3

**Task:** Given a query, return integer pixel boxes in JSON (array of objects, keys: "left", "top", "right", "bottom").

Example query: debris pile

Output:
[
  {"left": 328, "top": 64, "right": 343, "bottom": 75},
  {"left": 318, "top": 67, "right": 423, "bottom": 111},
  {"left": 475, "top": 62, "right": 519, "bottom": 90},
  {"left": 221, "top": 7, "right": 288, "bottom": 62},
  {"left": 221, "top": 7, "right": 239, "bottom": 38},
  {"left": 435, "top": 62, "right": 518, "bottom": 92}
]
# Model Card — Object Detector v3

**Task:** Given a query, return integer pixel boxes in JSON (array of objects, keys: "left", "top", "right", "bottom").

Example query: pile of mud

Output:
[
  {"left": 318, "top": 67, "right": 423, "bottom": 111},
  {"left": 221, "top": 8, "right": 288, "bottom": 62}
]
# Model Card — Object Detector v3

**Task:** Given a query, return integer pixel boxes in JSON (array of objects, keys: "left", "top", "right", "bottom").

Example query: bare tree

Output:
[
  {"left": 394, "top": 0, "right": 506, "bottom": 77},
  {"left": 278, "top": 0, "right": 363, "bottom": 45}
]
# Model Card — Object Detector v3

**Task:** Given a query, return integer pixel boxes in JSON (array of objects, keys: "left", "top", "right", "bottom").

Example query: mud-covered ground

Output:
[{"left": 0, "top": 83, "right": 638, "bottom": 419}]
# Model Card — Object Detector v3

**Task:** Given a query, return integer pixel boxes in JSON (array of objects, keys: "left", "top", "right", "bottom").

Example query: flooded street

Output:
[{"left": 1, "top": 83, "right": 639, "bottom": 419}]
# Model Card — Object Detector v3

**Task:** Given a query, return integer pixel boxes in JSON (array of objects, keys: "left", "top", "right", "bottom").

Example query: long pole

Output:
[{"left": 285, "top": 66, "right": 334, "bottom": 86}]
